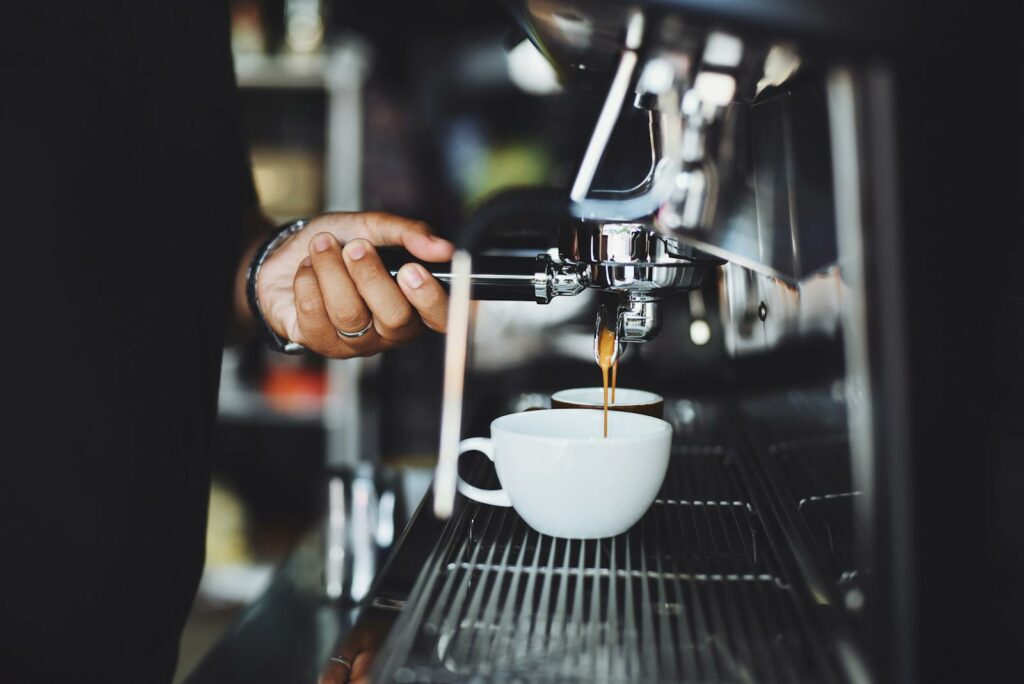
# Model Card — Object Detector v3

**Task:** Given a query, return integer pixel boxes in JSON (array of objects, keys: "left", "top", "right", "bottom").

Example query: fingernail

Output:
[
  {"left": 347, "top": 241, "right": 366, "bottom": 261},
  {"left": 402, "top": 266, "right": 424, "bottom": 289},
  {"left": 300, "top": 256, "right": 312, "bottom": 268},
  {"left": 313, "top": 234, "right": 332, "bottom": 253}
]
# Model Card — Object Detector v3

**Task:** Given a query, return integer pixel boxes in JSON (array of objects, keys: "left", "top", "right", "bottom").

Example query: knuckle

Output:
[
  {"left": 381, "top": 319, "right": 420, "bottom": 345},
  {"left": 330, "top": 308, "right": 369, "bottom": 331},
  {"left": 390, "top": 304, "right": 416, "bottom": 329},
  {"left": 350, "top": 267, "right": 389, "bottom": 292},
  {"left": 292, "top": 273, "right": 323, "bottom": 316},
  {"left": 293, "top": 264, "right": 317, "bottom": 286},
  {"left": 298, "top": 295, "right": 322, "bottom": 315},
  {"left": 374, "top": 296, "right": 413, "bottom": 328}
]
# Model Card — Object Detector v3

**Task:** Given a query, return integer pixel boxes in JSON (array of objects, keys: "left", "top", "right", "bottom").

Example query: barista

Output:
[{"left": 0, "top": 2, "right": 449, "bottom": 682}]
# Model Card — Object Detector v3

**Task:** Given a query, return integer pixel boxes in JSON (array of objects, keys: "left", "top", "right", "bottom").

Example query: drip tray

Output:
[{"left": 373, "top": 449, "right": 839, "bottom": 683}]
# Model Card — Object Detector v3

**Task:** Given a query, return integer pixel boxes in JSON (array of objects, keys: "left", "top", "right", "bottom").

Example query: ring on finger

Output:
[
  {"left": 336, "top": 319, "right": 373, "bottom": 339},
  {"left": 329, "top": 656, "right": 352, "bottom": 669}
]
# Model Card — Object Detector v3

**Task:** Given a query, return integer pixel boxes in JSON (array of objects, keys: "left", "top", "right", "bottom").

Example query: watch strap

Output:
[{"left": 247, "top": 218, "right": 309, "bottom": 354}]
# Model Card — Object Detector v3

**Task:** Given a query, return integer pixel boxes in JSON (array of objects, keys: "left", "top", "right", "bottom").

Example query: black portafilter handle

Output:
[{"left": 376, "top": 247, "right": 544, "bottom": 302}]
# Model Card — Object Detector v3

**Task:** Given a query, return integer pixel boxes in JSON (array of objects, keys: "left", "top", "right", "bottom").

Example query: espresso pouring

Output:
[{"left": 596, "top": 318, "right": 619, "bottom": 438}]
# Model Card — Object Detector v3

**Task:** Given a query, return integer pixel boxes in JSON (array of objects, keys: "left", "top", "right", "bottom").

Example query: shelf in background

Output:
[{"left": 234, "top": 52, "right": 326, "bottom": 90}]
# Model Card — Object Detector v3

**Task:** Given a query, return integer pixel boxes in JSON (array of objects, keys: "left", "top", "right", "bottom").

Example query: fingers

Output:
[
  {"left": 397, "top": 263, "right": 449, "bottom": 333},
  {"left": 350, "top": 651, "right": 374, "bottom": 684},
  {"left": 318, "top": 658, "right": 351, "bottom": 684},
  {"left": 317, "top": 650, "right": 372, "bottom": 684},
  {"left": 258, "top": 212, "right": 452, "bottom": 359},
  {"left": 339, "top": 238, "right": 421, "bottom": 344},
  {"left": 315, "top": 212, "right": 454, "bottom": 262},
  {"left": 292, "top": 258, "right": 344, "bottom": 351},
  {"left": 307, "top": 233, "right": 381, "bottom": 351},
  {"left": 285, "top": 225, "right": 450, "bottom": 357},
  {"left": 360, "top": 213, "right": 454, "bottom": 262}
]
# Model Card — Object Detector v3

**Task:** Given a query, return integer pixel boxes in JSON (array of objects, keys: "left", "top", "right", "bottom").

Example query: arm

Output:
[{"left": 233, "top": 211, "right": 453, "bottom": 358}]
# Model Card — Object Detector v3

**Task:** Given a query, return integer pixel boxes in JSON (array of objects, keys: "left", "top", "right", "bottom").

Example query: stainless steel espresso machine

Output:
[
  {"left": 337, "top": 2, "right": 1017, "bottom": 682},
  {"left": 186, "top": 1, "right": 1019, "bottom": 682},
  {"left": 370, "top": 3, "right": 889, "bottom": 680}
]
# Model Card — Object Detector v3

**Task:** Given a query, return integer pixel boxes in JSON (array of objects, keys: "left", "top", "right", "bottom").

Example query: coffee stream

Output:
[
  {"left": 611, "top": 358, "right": 618, "bottom": 404},
  {"left": 597, "top": 322, "right": 618, "bottom": 438}
]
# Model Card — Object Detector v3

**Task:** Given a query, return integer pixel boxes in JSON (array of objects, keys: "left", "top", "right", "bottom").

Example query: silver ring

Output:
[
  {"left": 330, "top": 656, "right": 352, "bottom": 669},
  {"left": 336, "top": 319, "right": 373, "bottom": 339}
]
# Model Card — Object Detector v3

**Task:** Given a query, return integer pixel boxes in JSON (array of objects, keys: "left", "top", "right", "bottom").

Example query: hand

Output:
[
  {"left": 318, "top": 611, "right": 396, "bottom": 684},
  {"left": 256, "top": 212, "right": 453, "bottom": 358}
]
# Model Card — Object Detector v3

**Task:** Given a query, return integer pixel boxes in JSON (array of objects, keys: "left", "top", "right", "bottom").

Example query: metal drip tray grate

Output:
[{"left": 374, "top": 449, "right": 837, "bottom": 683}]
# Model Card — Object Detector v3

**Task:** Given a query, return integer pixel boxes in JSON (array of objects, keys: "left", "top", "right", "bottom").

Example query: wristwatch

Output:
[{"left": 247, "top": 218, "right": 309, "bottom": 354}]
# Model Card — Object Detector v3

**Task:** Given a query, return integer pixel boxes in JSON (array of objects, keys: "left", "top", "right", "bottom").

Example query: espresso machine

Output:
[
  {"left": 326, "top": 0, "right": 1018, "bottom": 681},
  {"left": 185, "top": 1, "right": 1018, "bottom": 682}
]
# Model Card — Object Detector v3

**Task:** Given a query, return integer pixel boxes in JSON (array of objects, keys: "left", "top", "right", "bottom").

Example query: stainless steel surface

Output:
[
  {"left": 618, "top": 296, "right": 662, "bottom": 343},
  {"left": 569, "top": 10, "right": 644, "bottom": 205},
  {"left": 541, "top": 254, "right": 591, "bottom": 302},
  {"left": 560, "top": 220, "right": 717, "bottom": 344},
  {"left": 828, "top": 64, "right": 916, "bottom": 683},
  {"left": 377, "top": 250, "right": 588, "bottom": 304},
  {"left": 375, "top": 446, "right": 845, "bottom": 683},
  {"left": 419, "top": 7, "right": 897, "bottom": 680},
  {"left": 545, "top": 7, "right": 840, "bottom": 305},
  {"left": 654, "top": 66, "right": 840, "bottom": 285},
  {"left": 657, "top": 33, "right": 743, "bottom": 239},
  {"left": 549, "top": 10, "right": 841, "bottom": 363},
  {"left": 569, "top": 59, "right": 682, "bottom": 223},
  {"left": 719, "top": 262, "right": 842, "bottom": 356},
  {"left": 562, "top": 222, "right": 713, "bottom": 271}
]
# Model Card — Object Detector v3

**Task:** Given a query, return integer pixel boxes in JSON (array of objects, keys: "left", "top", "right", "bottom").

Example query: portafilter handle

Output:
[{"left": 376, "top": 247, "right": 586, "bottom": 303}]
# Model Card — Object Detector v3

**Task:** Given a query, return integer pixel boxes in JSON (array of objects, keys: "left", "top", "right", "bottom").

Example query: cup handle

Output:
[{"left": 455, "top": 438, "right": 512, "bottom": 507}]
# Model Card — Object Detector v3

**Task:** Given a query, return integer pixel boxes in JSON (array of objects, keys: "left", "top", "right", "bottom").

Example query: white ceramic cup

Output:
[{"left": 456, "top": 409, "right": 672, "bottom": 539}]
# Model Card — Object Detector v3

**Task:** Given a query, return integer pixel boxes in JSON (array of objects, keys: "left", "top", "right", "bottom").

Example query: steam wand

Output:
[{"left": 433, "top": 251, "right": 473, "bottom": 519}]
